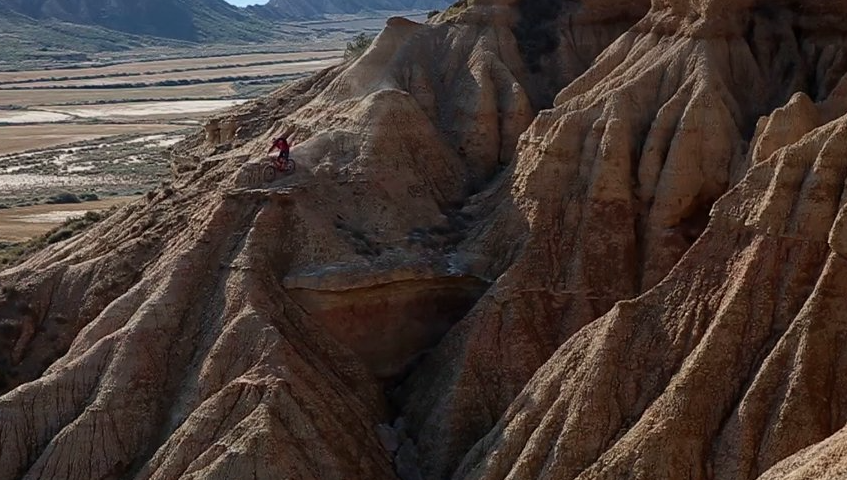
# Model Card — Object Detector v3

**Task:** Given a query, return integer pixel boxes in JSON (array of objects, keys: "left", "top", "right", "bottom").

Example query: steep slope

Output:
[
  {"left": 397, "top": 1, "right": 847, "bottom": 478},
  {"left": 0, "top": 0, "right": 273, "bottom": 42},
  {"left": 0, "top": 1, "right": 639, "bottom": 477},
  {"left": 0, "top": 69, "right": 403, "bottom": 480},
  {"left": 761, "top": 416, "right": 847, "bottom": 480},
  {"left": 455, "top": 73, "right": 847, "bottom": 480}
]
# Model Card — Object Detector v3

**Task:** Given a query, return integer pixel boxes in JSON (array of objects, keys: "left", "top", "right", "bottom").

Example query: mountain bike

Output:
[{"left": 262, "top": 157, "right": 296, "bottom": 182}]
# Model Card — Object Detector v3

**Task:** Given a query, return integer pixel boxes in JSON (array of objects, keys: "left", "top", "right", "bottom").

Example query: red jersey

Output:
[{"left": 272, "top": 137, "right": 290, "bottom": 153}]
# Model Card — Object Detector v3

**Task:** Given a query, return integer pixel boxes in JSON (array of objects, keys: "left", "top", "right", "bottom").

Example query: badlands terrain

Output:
[
  {"left": 3, "top": 0, "right": 847, "bottom": 479},
  {"left": 0, "top": 9, "right": 417, "bottom": 241}
]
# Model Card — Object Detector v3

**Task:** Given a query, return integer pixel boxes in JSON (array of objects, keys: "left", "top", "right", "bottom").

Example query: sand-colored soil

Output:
[
  {"left": 0, "top": 124, "right": 183, "bottom": 155},
  {"left": 41, "top": 99, "right": 247, "bottom": 120},
  {"left": 0, "top": 196, "right": 138, "bottom": 241},
  {"left": 0, "top": 51, "right": 343, "bottom": 84},
  {"left": 0, "top": 83, "right": 236, "bottom": 107},
  {"left": 0, "top": 51, "right": 338, "bottom": 157},
  {"left": 0, "top": 173, "right": 122, "bottom": 192},
  {"left": 0, "top": 110, "right": 72, "bottom": 124}
]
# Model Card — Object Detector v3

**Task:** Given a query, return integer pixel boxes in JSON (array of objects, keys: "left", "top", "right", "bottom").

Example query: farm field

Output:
[
  {"left": 0, "top": 124, "right": 183, "bottom": 155},
  {"left": 0, "top": 51, "right": 342, "bottom": 84},
  {"left": 0, "top": 84, "right": 237, "bottom": 107},
  {"left": 1, "top": 57, "right": 339, "bottom": 88},
  {"left": 0, "top": 45, "right": 344, "bottom": 234},
  {"left": 0, "top": 48, "right": 344, "bottom": 151},
  {"left": 0, "top": 196, "right": 137, "bottom": 242},
  {"left": 41, "top": 99, "right": 247, "bottom": 121},
  {"left": 0, "top": 50, "right": 340, "bottom": 133}
]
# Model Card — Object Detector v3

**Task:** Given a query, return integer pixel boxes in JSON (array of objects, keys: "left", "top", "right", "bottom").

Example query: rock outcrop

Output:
[
  {"left": 398, "top": 1, "right": 847, "bottom": 477},
  {"left": 454, "top": 71, "right": 847, "bottom": 480}
]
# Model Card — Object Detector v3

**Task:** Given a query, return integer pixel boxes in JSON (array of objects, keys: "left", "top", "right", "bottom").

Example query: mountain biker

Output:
[{"left": 268, "top": 136, "right": 291, "bottom": 168}]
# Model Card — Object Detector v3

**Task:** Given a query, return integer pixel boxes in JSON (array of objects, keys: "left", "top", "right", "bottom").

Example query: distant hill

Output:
[
  {"left": 0, "top": 0, "right": 443, "bottom": 69},
  {"left": 250, "top": 0, "right": 448, "bottom": 20},
  {"left": 0, "top": 3, "right": 190, "bottom": 65},
  {"left": 0, "top": 0, "right": 275, "bottom": 42}
]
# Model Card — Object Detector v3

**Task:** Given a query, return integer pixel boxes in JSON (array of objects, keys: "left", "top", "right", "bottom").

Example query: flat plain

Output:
[
  {"left": 0, "top": 51, "right": 342, "bottom": 84},
  {"left": 0, "top": 124, "right": 183, "bottom": 155},
  {"left": 0, "top": 46, "right": 344, "bottom": 240},
  {"left": 3, "top": 59, "right": 336, "bottom": 88},
  {"left": 0, "top": 49, "right": 343, "bottom": 154},
  {"left": 0, "top": 196, "right": 137, "bottom": 241},
  {"left": 0, "top": 84, "right": 237, "bottom": 107}
]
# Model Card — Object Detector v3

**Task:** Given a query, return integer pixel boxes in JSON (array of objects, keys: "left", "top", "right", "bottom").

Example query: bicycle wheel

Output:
[
  {"left": 283, "top": 159, "right": 296, "bottom": 175},
  {"left": 262, "top": 164, "right": 277, "bottom": 183}
]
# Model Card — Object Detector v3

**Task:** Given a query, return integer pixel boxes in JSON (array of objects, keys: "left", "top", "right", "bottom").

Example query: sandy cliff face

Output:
[
  {"left": 3, "top": 1, "right": 847, "bottom": 480},
  {"left": 453, "top": 73, "right": 847, "bottom": 479},
  {"left": 399, "top": 2, "right": 847, "bottom": 478}
]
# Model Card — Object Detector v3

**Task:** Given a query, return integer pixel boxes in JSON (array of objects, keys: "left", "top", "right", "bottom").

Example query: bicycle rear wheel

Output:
[
  {"left": 262, "top": 164, "right": 277, "bottom": 183},
  {"left": 283, "top": 159, "right": 296, "bottom": 175}
]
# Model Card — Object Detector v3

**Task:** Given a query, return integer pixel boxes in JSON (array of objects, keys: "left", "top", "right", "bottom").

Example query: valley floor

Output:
[
  {"left": 0, "top": 195, "right": 136, "bottom": 242},
  {"left": 0, "top": 44, "right": 350, "bottom": 240}
]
